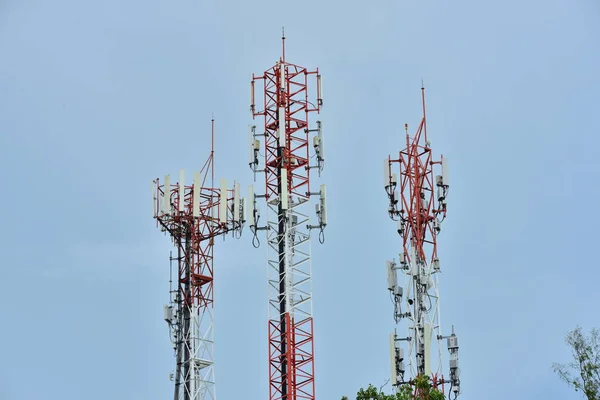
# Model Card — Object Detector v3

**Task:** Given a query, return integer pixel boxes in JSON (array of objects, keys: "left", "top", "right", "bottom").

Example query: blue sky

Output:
[{"left": 1, "top": 0, "right": 599, "bottom": 399}]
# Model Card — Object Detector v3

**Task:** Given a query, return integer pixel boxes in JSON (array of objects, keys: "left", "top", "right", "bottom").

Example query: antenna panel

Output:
[
  {"left": 278, "top": 107, "right": 286, "bottom": 148},
  {"left": 179, "top": 169, "right": 185, "bottom": 212},
  {"left": 386, "top": 260, "right": 397, "bottom": 290},
  {"left": 281, "top": 170, "right": 289, "bottom": 210},
  {"left": 242, "top": 197, "right": 247, "bottom": 222},
  {"left": 234, "top": 183, "right": 240, "bottom": 222},
  {"left": 442, "top": 157, "right": 449, "bottom": 186},
  {"left": 219, "top": 179, "right": 228, "bottom": 224},
  {"left": 317, "top": 121, "right": 324, "bottom": 158},
  {"left": 280, "top": 63, "right": 285, "bottom": 89},
  {"left": 424, "top": 323, "right": 432, "bottom": 376},
  {"left": 248, "top": 185, "right": 255, "bottom": 226},
  {"left": 193, "top": 172, "right": 201, "bottom": 217},
  {"left": 248, "top": 125, "right": 254, "bottom": 164},
  {"left": 384, "top": 159, "right": 391, "bottom": 187},
  {"left": 320, "top": 184, "right": 327, "bottom": 225},
  {"left": 389, "top": 333, "right": 397, "bottom": 386},
  {"left": 163, "top": 175, "right": 171, "bottom": 215},
  {"left": 317, "top": 74, "right": 323, "bottom": 103}
]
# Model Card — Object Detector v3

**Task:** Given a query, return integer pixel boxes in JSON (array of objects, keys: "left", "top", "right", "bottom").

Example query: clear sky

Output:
[{"left": 1, "top": 0, "right": 599, "bottom": 399}]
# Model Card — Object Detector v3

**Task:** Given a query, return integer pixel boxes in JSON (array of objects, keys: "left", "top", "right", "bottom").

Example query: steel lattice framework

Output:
[
  {"left": 248, "top": 34, "right": 327, "bottom": 400},
  {"left": 384, "top": 88, "right": 461, "bottom": 399},
  {"left": 152, "top": 122, "right": 244, "bottom": 400}
]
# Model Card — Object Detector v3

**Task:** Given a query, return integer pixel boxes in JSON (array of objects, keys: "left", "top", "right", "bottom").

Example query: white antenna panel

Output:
[
  {"left": 386, "top": 260, "right": 397, "bottom": 290},
  {"left": 424, "top": 323, "right": 432, "bottom": 377},
  {"left": 219, "top": 179, "right": 228, "bottom": 224},
  {"left": 248, "top": 125, "right": 254, "bottom": 164},
  {"left": 281, "top": 170, "right": 289, "bottom": 210},
  {"left": 280, "top": 63, "right": 285, "bottom": 89},
  {"left": 193, "top": 172, "right": 201, "bottom": 217},
  {"left": 233, "top": 183, "right": 240, "bottom": 222},
  {"left": 317, "top": 121, "right": 324, "bottom": 158},
  {"left": 389, "top": 333, "right": 397, "bottom": 386},
  {"left": 442, "top": 157, "right": 449, "bottom": 186},
  {"left": 320, "top": 184, "right": 327, "bottom": 225},
  {"left": 250, "top": 80, "right": 255, "bottom": 109},
  {"left": 317, "top": 74, "right": 323, "bottom": 103},
  {"left": 163, "top": 175, "right": 171, "bottom": 215},
  {"left": 278, "top": 107, "right": 286, "bottom": 148},
  {"left": 179, "top": 169, "right": 185, "bottom": 212},
  {"left": 391, "top": 173, "right": 397, "bottom": 186},
  {"left": 384, "top": 159, "right": 391, "bottom": 187},
  {"left": 248, "top": 184, "right": 255, "bottom": 225},
  {"left": 410, "top": 246, "right": 418, "bottom": 277}
]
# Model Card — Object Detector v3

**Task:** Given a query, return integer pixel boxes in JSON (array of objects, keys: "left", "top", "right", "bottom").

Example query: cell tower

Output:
[
  {"left": 152, "top": 120, "right": 245, "bottom": 400},
  {"left": 247, "top": 31, "right": 327, "bottom": 400},
  {"left": 384, "top": 87, "right": 461, "bottom": 399}
]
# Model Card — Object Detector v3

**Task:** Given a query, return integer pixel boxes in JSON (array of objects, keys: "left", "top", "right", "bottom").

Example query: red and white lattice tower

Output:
[
  {"left": 247, "top": 32, "right": 326, "bottom": 400},
  {"left": 384, "top": 87, "right": 461, "bottom": 399},
  {"left": 152, "top": 120, "right": 245, "bottom": 400}
]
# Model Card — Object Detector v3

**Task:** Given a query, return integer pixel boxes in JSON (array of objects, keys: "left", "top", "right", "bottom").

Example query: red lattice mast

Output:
[
  {"left": 248, "top": 31, "right": 326, "bottom": 400},
  {"left": 152, "top": 120, "right": 245, "bottom": 400},
  {"left": 385, "top": 88, "right": 461, "bottom": 399}
]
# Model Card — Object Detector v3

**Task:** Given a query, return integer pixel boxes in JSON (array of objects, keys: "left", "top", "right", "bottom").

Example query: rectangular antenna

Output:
[
  {"left": 248, "top": 125, "right": 253, "bottom": 164},
  {"left": 389, "top": 333, "right": 397, "bottom": 386},
  {"left": 317, "top": 74, "right": 323, "bottom": 104},
  {"left": 193, "top": 172, "right": 200, "bottom": 217},
  {"left": 442, "top": 157, "right": 449, "bottom": 186},
  {"left": 386, "top": 260, "right": 397, "bottom": 290},
  {"left": 242, "top": 197, "right": 246, "bottom": 223},
  {"left": 320, "top": 184, "right": 327, "bottom": 225},
  {"left": 179, "top": 169, "right": 185, "bottom": 213},
  {"left": 424, "top": 323, "right": 432, "bottom": 377},
  {"left": 317, "top": 121, "right": 324, "bottom": 158},
  {"left": 163, "top": 175, "right": 171, "bottom": 215},
  {"left": 250, "top": 80, "right": 255, "bottom": 110},
  {"left": 278, "top": 107, "right": 286, "bottom": 148},
  {"left": 248, "top": 185, "right": 255, "bottom": 226},
  {"left": 281, "top": 170, "right": 289, "bottom": 210},
  {"left": 411, "top": 246, "right": 418, "bottom": 277},
  {"left": 280, "top": 63, "right": 285, "bottom": 90},
  {"left": 233, "top": 182, "right": 240, "bottom": 222},
  {"left": 383, "top": 159, "right": 390, "bottom": 188},
  {"left": 219, "top": 179, "right": 228, "bottom": 224}
]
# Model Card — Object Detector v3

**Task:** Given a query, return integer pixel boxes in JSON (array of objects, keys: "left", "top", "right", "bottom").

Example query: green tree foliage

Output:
[
  {"left": 553, "top": 326, "right": 600, "bottom": 400},
  {"left": 342, "top": 376, "right": 445, "bottom": 400}
]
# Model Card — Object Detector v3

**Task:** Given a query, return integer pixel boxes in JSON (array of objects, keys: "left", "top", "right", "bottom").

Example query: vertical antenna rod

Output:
[
  {"left": 248, "top": 34, "right": 327, "bottom": 400},
  {"left": 384, "top": 87, "right": 461, "bottom": 399},
  {"left": 152, "top": 121, "right": 246, "bottom": 400}
]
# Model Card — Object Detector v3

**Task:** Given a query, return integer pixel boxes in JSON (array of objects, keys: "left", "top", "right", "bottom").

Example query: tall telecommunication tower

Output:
[
  {"left": 384, "top": 87, "right": 461, "bottom": 399},
  {"left": 248, "top": 31, "right": 327, "bottom": 400},
  {"left": 152, "top": 120, "right": 246, "bottom": 400}
]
